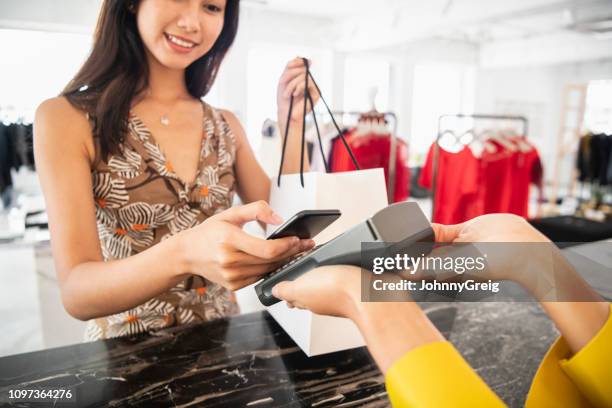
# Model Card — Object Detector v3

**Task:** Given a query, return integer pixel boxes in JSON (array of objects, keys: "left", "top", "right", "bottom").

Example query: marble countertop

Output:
[{"left": 0, "top": 303, "right": 557, "bottom": 408}]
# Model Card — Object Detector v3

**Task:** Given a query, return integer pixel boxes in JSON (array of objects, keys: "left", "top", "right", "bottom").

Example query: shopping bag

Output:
[
  {"left": 268, "top": 169, "right": 387, "bottom": 356},
  {"left": 265, "top": 58, "right": 389, "bottom": 356}
]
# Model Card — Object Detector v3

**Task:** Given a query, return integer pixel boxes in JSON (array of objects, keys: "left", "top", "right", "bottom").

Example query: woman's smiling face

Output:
[{"left": 136, "top": 0, "right": 227, "bottom": 69}]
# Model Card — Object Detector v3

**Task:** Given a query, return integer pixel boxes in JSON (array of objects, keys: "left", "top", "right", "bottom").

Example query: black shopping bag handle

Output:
[{"left": 277, "top": 57, "right": 360, "bottom": 187}]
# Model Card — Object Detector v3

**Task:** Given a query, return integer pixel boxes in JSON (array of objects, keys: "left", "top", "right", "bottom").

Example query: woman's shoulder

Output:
[
  {"left": 35, "top": 96, "right": 96, "bottom": 165},
  {"left": 36, "top": 96, "right": 88, "bottom": 123}
]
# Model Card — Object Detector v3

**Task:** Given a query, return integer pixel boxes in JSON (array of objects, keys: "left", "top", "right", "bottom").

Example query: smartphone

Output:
[{"left": 267, "top": 209, "right": 341, "bottom": 240}]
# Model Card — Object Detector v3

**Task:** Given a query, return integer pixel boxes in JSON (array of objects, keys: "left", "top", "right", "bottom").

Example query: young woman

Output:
[
  {"left": 273, "top": 214, "right": 612, "bottom": 407},
  {"left": 33, "top": 0, "right": 316, "bottom": 340}
]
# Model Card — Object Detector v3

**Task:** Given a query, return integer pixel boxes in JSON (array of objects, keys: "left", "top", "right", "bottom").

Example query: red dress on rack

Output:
[
  {"left": 418, "top": 144, "right": 482, "bottom": 225},
  {"left": 419, "top": 137, "right": 543, "bottom": 223},
  {"left": 507, "top": 142, "right": 543, "bottom": 217},
  {"left": 330, "top": 129, "right": 410, "bottom": 203}
]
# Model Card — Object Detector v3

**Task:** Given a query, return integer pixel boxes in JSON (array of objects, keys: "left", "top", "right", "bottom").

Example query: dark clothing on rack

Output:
[
  {"left": 596, "top": 134, "right": 612, "bottom": 186},
  {"left": 576, "top": 133, "right": 592, "bottom": 182},
  {"left": 0, "top": 123, "right": 13, "bottom": 195},
  {"left": 577, "top": 133, "right": 612, "bottom": 185},
  {"left": 0, "top": 122, "right": 35, "bottom": 195},
  {"left": 608, "top": 141, "right": 612, "bottom": 184}
]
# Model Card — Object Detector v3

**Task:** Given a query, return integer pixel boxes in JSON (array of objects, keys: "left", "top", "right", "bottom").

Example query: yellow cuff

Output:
[
  {"left": 385, "top": 341, "right": 506, "bottom": 408},
  {"left": 560, "top": 304, "right": 612, "bottom": 408}
]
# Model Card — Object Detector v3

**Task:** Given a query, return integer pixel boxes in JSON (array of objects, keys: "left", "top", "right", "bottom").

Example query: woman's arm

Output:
[
  {"left": 533, "top": 253, "right": 610, "bottom": 354},
  {"left": 272, "top": 266, "right": 507, "bottom": 407},
  {"left": 34, "top": 97, "right": 190, "bottom": 320},
  {"left": 432, "top": 215, "right": 610, "bottom": 355}
]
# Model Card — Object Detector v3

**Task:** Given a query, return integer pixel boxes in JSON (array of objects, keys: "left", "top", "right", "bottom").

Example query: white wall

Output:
[
  {"left": 0, "top": 29, "right": 92, "bottom": 122},
  {"left": 0, "top": 0, "right": 100, "bottom": 33},
  {"left": 212, "top": 8, "right": 334, "bottom": 119},
  {"left": 336, "top": 39, "right": 478, "bottom": 150}
]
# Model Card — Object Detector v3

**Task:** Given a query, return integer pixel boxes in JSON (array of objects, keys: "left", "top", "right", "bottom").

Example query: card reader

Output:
[{"left": 254, "top": 201, "right": 434, "bottom": 306}]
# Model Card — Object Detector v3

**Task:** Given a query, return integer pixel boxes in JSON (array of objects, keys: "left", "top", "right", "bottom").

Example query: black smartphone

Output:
[{"left": 267, "top": 209, "right": 341, "bottom": 240}]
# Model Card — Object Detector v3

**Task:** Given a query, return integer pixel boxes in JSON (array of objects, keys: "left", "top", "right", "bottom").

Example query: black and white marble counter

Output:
[
  {"left": 0, "top": 303, "right": 558, "bottom": 408},
  {"left": 0, "top": 241, "right": 610, "bottom": 407}
]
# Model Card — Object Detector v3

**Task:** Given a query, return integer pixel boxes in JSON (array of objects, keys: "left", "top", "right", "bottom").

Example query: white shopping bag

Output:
[
  {"left": 267, "top": 168, "right": 388, "bottom": 356},
  {"left": 262, "top": 60, "right": 389, "bottom": 356}
]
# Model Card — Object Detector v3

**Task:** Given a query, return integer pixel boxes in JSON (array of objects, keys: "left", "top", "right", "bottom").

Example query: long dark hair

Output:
[{"left": 62, "top": 0, "right": 240, "bottom": 161}]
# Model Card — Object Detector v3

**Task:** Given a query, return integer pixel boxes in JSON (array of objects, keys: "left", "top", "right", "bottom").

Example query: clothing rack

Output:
[
  {"left": 431, "top": 113, "right": 529, "bottom": 221},
  {"left": 329, "top": 110, "right": 399, "bottom": 203}
]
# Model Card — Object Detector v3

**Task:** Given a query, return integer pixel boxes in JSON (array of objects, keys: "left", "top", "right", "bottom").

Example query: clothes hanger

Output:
[
  {"left": 476, "top": 128, "right": 499, "bottom": 154},
  {"left": 500, "top": 127, "right": 532, "bottom": 152}
]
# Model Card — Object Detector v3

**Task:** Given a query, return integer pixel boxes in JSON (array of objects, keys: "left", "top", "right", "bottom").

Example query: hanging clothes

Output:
[
  {"left": 329, "top": 128, "right": 411, "bottom": 202},
  {"left": 419, "top": 135, "right": 542, "bottom": 224},
  {"left": 0, "top": 123, "right": 13, "bottom": 196},
  {"left": 577, "top": 133, "right": 612, "bottom": 186},
  {"left": 0, "top": 121, "right": 36, "bottom": 206},
  {"left": 419, "top": 144, "right": 482, "bottom": 225},
  {"left": 576, "top": 133, "right": 593, "bottom": 183}
]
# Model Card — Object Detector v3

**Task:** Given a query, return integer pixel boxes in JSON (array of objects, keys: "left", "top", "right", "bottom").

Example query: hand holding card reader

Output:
[{"left": 255, "top": 202, "right": 434, "bottom": 306}]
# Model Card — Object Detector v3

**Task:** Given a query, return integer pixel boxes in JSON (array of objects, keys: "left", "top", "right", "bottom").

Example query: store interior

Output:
[{"left": 1, "top": 0, "right": 611, "bottom": 358}]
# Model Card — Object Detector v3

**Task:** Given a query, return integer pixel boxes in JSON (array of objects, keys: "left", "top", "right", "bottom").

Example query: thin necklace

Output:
[
  {"left": 158, "top": 102, "right": 175, "bottom": 126},
  {"left": 160, "top": 113, "right": 170, "bottom": 126},
  {"left": 145, "top": 90, "right": 182, "bottom": 126}
]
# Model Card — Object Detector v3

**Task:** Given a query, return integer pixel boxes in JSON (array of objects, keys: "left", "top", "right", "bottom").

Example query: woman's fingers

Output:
[
  {"left": 226, "top": 262, "right": 280, "bottom": 278},
  {"left": 430, "top": 222, "right": 467, "bottom": 243},
  {"left": 228, "top": 240, "right": 315, "bottom": 265},
  {"left": 283, "top": 73, "right": 307, "bottom": 98},
  {"left": 279, "top": 66, "right": 308, "bottom": 86},
  {"left": 291, "top": 78, "right": 315, "bottom": 98},
  {"left": 229, "top": 274, "right": 270, "bottom": 291},
  {"left": 272, "top": 280, "right": 296, "bottom": 302},
  {"left": 214, "top": 200, "right": 283, "bottom": 227},
  {"left": 229, "top": 228, "right": 302, "bottom": 260},
  {"left": 286, "top": 56, "right": 310, "bottom": 69}
]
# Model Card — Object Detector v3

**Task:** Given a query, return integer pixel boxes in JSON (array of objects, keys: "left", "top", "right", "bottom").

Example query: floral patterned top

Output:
[{"left": 84, "top": 100, "right": 240, "bottom": 341}]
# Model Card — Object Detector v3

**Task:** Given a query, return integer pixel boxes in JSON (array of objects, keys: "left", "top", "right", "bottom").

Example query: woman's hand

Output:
[
  {"left": 276, "top": 57, "right": 319, "bottom": 135},
  {"left": 272, "top": 265, "right": 362, "bottom": 318},
  {"left": 432, "top": 213, "right": 549, "bottom": 244},
  {"left": 272, "top": 265, "right": 444, "bottom": 373},
  {"left": 428, "top": 213, "right": 554, "bottom": 285},
  {"left": 179, "top": 201, "right": 315, "bottom": 291}
]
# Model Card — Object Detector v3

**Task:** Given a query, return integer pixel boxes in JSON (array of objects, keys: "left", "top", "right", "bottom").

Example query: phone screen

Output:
[{"left": 267, "top": 210, "right": 341, "bottom": 240}]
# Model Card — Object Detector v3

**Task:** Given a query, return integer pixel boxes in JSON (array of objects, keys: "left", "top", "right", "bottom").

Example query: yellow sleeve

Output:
[
  {"left": 526, "top": 304, "right": 612, "bottom": 408},
  {"left": 559, "top": 304, "right": 612, "bottom": 408},
  {"left": 385, "top": 341, "right": 506, "bottom": 408}
]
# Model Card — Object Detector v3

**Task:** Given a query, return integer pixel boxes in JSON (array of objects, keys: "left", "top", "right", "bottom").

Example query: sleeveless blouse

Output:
[{"left": 84, "top": 101, "right": 239, "bottom": 341}]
